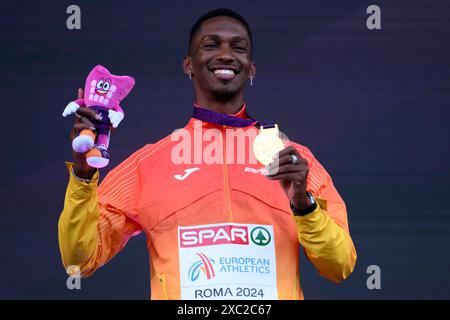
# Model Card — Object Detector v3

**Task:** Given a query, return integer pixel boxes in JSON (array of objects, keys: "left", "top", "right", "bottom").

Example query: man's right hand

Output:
[{"left": 69, "top": 88, "right": 101, "bottom": 180}]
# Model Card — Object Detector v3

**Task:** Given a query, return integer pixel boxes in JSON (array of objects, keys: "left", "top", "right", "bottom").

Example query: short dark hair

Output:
[{"left": 188, "top": 8, "right": 253, "bottom": 56}]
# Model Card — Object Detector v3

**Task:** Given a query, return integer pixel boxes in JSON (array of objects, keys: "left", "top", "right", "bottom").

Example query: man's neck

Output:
[{"left": 195, "top": 96, "right": 245, "bottom": 115}]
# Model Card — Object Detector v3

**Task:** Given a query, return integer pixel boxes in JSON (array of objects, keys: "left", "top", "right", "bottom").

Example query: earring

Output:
[
  {"left": 188, "top": 71, "right": 192, "bottom": 80},
  {"left": 250, "top": 76, "right": 253, "bottom": 86}
]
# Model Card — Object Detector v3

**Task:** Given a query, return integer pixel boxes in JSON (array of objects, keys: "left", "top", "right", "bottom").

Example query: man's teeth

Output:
[{"left": 214, "top": 69, "right": 235, "bottom": 76}]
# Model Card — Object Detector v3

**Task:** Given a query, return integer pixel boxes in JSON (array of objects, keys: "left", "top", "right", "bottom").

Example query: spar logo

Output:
[
  {"left": 188, "top": 253, "right": 216, "bottom": 281},
  {"left": 179, "top": 224, "right": 249, "bottom": 248},
  {"left": 250, "top": 226, "right": 271, "bottom": 246}
]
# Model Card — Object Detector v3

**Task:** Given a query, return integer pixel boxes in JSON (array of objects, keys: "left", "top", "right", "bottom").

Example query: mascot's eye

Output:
[
  {"left": 103, "top": 81, "right": 110, "bottom": 91},
  {"left": 96, "top": 80, "right": 104, "bottom": 89}
]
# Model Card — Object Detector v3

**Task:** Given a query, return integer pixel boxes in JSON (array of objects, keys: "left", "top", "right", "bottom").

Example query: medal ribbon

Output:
[{"left": 192, "top": 105, "right": 274, "bottom": 128}]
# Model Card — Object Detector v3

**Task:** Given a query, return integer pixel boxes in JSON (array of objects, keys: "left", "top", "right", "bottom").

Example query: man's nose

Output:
[{"left": 217, "top": 44, "right": 234, "bottom": 62}]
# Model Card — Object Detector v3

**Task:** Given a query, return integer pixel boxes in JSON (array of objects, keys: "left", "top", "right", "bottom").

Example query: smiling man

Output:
[
  {"left": 184, "top": 11, "right": 255, "bottom": 113},
  {"left": 58, "top": 8, "right": 357, "bottom": 300}
]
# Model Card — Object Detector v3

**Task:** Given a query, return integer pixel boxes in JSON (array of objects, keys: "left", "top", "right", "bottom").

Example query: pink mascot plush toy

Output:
[{"left": 62, "top": 65, "right": 135, "bottom": 168}]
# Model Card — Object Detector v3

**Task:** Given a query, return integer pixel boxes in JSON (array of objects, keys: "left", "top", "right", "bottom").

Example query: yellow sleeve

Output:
[
  {"left": 58, "top": 161, "right": 142, "bottom": 277},
  {"left": 293, "top": 150, "right": 357, "bottom": 283}
]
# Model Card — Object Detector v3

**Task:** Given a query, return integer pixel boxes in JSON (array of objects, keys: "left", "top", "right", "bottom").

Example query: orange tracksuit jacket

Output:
[{"left": 58, "top": 106, "right": 357, "bottom": 300}]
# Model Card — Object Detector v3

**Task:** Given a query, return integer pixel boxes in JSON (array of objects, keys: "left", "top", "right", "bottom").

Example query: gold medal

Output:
[{"left": 253, "top": 124, "right": 286, "bottom": 166}]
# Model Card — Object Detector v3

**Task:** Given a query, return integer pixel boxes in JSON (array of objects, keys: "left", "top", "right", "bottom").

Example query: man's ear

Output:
[
  {"left": 250, "top": 62, "right": 256, "bottom": 79},
  {"left": 182, "top": 56, "right": 192, "bottom": 76}
]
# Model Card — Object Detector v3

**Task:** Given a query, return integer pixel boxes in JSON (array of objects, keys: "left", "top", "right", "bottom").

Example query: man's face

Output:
[{"left": 186, "top": 16, "right": 255, "bottom": 101}]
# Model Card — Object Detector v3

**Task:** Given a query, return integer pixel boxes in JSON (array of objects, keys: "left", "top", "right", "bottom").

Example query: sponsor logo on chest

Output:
[{"left": 178, "top": 223, "right": 278, "bottom": 300}]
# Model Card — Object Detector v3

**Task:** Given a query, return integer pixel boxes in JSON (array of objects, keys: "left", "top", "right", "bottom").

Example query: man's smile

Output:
[{"left": 209, "top": 65, "right": 239, "bottom": 81}]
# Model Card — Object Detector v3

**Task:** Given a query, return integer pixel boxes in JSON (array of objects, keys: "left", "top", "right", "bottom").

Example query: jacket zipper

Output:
[{"left": 222, "top": 125, "right": 233, "bottom": 222}]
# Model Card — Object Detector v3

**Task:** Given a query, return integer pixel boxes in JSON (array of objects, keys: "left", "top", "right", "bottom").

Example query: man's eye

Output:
[
  {"left": 234, "top": 46, "right": 247, "bottom": 52},
  {"left": 204, "top": 43, "right": 217, "bottom": 49}
]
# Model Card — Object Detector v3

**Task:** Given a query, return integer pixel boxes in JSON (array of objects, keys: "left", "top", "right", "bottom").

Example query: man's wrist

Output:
[
  {"left": 71, "top": 166, "right": 95, "bottom": 183},
  {"left": 290, "top": 192, "right": 317, "bottom": 216}
]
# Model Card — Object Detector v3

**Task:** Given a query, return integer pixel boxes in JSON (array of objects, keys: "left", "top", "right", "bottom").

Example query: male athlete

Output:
[{"left": 59, "top": 8, "right": 357, "bottom": 299}]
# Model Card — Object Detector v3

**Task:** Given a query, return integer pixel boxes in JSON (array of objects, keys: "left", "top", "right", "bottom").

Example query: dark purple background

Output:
[{"left": 1, "top": 0, "right": 449, "bottom": 299}]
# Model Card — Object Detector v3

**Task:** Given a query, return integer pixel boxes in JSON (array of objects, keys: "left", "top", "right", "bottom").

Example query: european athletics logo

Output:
[{"left": 188, "top": 253, "right": 216, "bottom": 281}]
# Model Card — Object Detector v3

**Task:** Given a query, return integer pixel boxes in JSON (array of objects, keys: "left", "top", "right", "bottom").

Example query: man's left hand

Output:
[{"left": 265, "top": 146, "right": 311, "bottom": 210}]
